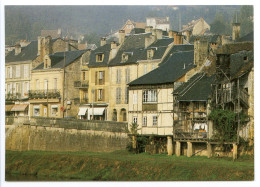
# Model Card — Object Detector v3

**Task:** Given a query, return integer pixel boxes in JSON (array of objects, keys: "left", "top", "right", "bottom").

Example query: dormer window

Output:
[
  {"left": 44, "top": 56, "right": 51, "bottom": 69},
  {"left": 122, "top": 54, "right": 128, "bottom": 62},
  {"left": 147, "top": 49, "right": 154, "bottom": 60},
  {"left": 96, "top": 53, "right": 104, "bottom": 62}
]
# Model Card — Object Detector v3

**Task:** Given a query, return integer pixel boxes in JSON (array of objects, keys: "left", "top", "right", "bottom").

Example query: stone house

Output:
[
  {"left": 146, "top": 17, "right": 170, "bottom": 31},
  {"left": 181, "top": 17, "right": 210, "bottom": 38},
  {"left": 29, "top": 50, "right": 89, "bottom": 118},
  {"left": 121, "top": 19, "right": 146, "bottom": 35},
  {"left": 5, "top": 36, "right": 79, "bottom": 116}
]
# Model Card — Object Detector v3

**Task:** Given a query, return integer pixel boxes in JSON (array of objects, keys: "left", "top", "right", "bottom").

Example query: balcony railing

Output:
[
  {"left": 29, "top": 89, "right": 60, "bottom": 99},
  {"left": 174, "top": 129, "right": 208, "bottom": 140},
  {"left": 220, "top": 88, "right": 249, "bottom": 107},
  {"left": 5, "top": 93, "right": 25, "bottom": 100},
  {"left": 74, "top": 81, "right": 89, "bottom": 88}
]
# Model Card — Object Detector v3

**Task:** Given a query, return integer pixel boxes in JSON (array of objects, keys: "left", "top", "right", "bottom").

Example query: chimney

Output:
[
  {"left": 174, "top": 33, "right": 183, "bottom": 45},
  {"left": 119, "top": 30, "right": 125, "bottom": 45},
  {"left": 14, "top": 44, "right": 21, "bottom": 55},
  {"left": 194, "top": 38, "right": 209, "bottom": 66},
  {"left": 232, "top": 22, "right": 241, "bottom": 41},
  {"left": 168, "top": 30, "right": 175, "bottom": 38},
  {"left": 145, "top": 35, "right": 156, "bottom": 48},
  {"left": 37, "top": 36, "right": 42, "bottom": 56},
  {"left": 100, "top": 37, "right": 106, "bottom": 46},
  {"left": 145, "top": 26, "right": 153, "bottom": 33},
  {"left": 65, "top": 40, "right": 70, "bottom": 51},
  {"left": 44, "top": 36, "right": 52, "bottom": 55},
  {"left": 110, "top": 41, "right": 118, "bottom": 60},
  {"left": 154, "top": 29, "right": 163, "bottom": 40},
  {"left": 184, "top": 30, "right": 191, "bottom": 43}
]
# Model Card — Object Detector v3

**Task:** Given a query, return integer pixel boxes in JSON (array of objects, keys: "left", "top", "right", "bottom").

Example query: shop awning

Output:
[
  {"left": 78, "top": 107, "right": 88, "bottom": 116},
  {"left": 88, "top": 108, "right": 105, "bottom": 116},
  {"left": 11, "top": 104, "right": 28, "bottom": 112},
  {"left": 5, "top": 105, "right": 14, "bottom": 112}
]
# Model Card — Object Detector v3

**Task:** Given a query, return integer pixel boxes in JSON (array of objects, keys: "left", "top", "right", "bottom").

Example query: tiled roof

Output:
[
  {"left": 5, "top": 40, "right": 38, "bottom": 63},
  {"left": 189, "top": 35, "right": 220, "bottom": 44},
  {"left": 236, "top": 32, "right": 254, "bottom": 42},
  {"left": 174, "top": 73, "right": 215, "bottom": 101},
  {"left": 5, "top": 38, "right": 59, "bottom": 63},
  {"left": 130, "top": 28, "right": 145, "bottom": 34},
  {"left": 87, "top": 43, "right": 113, "bottom": 67},
  {"left": 120, "top": 33, "right": 151, "bottom": 51},
  {"left": 128, "top": 51, "right": 196, "bottom": 86},
  {"left": 149, "top": 38, "right": 174, "bottom": 47},
  {"left": 33, "top": 50, "right": 88, "bottom": 70}
]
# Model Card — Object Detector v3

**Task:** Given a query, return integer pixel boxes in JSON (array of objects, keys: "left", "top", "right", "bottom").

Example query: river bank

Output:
[{"left": 5, "top": 150, "right": 254, "bottom": 181}]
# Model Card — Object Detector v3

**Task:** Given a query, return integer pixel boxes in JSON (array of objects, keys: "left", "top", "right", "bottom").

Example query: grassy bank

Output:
[{"left": 6, "top": 150, "right": 254, "bottom": 181}]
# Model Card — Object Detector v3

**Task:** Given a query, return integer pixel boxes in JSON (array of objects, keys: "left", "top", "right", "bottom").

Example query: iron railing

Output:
[
  {"left": 74, "top": 81, "right": 89, "bottom": 88},
  {"left": 29, "top": 89, "right": 60, "bottom": 99}
]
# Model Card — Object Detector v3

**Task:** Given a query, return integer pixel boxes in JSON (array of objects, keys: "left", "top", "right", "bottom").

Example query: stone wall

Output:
[{"left": 6, "top": 116, "right": 129, "bottom": 152}]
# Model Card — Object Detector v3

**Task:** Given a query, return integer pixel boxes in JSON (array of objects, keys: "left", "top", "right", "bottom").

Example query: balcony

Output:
[
  {"left": 5, "top": 93, "right": 24, "bottom": 101},
  {"left": 74, "top": 81, "right": 89, "bottom": 88},
  {"left": 29, "top": 89, "right": 60, "bottom": 99}
]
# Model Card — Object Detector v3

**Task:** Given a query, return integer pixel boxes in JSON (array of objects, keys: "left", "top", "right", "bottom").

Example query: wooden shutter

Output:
[
  {"left": 95, "top": 71, "right": 98, "bottom": 85},
  {"left": 95, "top": 89, "right": 97, "bottom": 102},
  {"left": 102, "top": 89, "right": 105, "bottom": 101}
]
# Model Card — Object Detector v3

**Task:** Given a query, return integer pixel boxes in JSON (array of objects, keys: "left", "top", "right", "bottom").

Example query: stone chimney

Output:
[
  {"left": 110, "top": 41, "right": 118, "bottom": 60},
  {"left": 154, "top": 29, "right": 163, "bottom": 40},
  {"left": 14, "top": 44, "right": 21, "bottom": 55},
  {"left": 168, "top": 30, "right": 175, "bottom": 38},
  {"left": 119, "top": 30, "right": 125, "bottom": 45},
  {"left": 184, "top": 30, "right": 191, "bottom": 43},
  {"left": 145, "top": 35, "right": 156, "bottom": 48},
  {"left": 174, "top": 33, "right": 183, "bottom": 45},
  {"left": 37, "top": 36, "right": 42, "bottom": 56},
  {"left": 100, "top": 37, "right": 107, "bottom": 46},
  {"left": 44, "top": 36, "right": 52, "bottom": 55},
  {"left": 232, "top": 23, "right": 241, "bottom": 41},
  {"left": 194, "top": 38, "right": 209, "bottom": 66},
  {"left": 145, "top": 26, "right": 153, "bottom": 33}
]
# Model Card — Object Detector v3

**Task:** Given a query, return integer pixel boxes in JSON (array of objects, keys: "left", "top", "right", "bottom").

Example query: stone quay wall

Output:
[{"left": 5, "top": 116, "right": 129, "bottom": 152}]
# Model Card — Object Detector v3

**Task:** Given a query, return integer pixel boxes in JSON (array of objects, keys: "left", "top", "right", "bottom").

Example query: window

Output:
[
  {"left": 24, "top": 64, "right": 29, "bottom": 78},
  {"left": 147, "top": 49, "right": 154, "bottom": 59},
  {"left": 244, "top": 56, "right": 248, "bottom": 62},
  {"left": 153, "top": 116, "right": 157, "bottom": 126},
  {"left": 54, "top": 78, "right": 57, "bottom": 91},
  {"left": 15, "top": 83, "right": 19, "bottom": 95},
  {"left": 133, "top": 116, "right": 137, "bottom": 124},
  {"left": 51, "top": 105, "right": 58, "bottom": 116},
  {"left": 144, "top": 65, "right": 147, "bottom": 75},
  {"left": 125, "top": 68, "right": 130, "bottom": 83},
  {"left": 98, "top": 89, "right": 102, "bottom": 101},
  {"left": 33, "top": 105, "right": 40, "bottom": 116},
  {"left": 96, "top": 53, "right": 104, "bottom": 62},
  {"left": 112, "top": 109, "right": 117, "bottom": 121},
  {"left": 143, "top": 90, "right": 157, "bottom": 103},
  {"left": 116, "top": 69, "right": 121, "bottom": 84},
  {"left": 116, "top": 87, "right": 121, "bottom": 104},
  {"left": 143, "top": 116, "right": 147, "bottom": 126},
  {"left": 122, "top": 54, "right": 128, "bottom": 62},
  {"left": 8, "top": 66, "right": 12, "bottom": 78},
  {"left": 7, "top": 84, "right": 11, "bottom": 94},
  {"left": 203, "top": 102, "right": 207, "bottom": 110},
  {"left": 44, "top": 59, "right": 48, "bottom": 68},
  {"left": 82, "top": 72, "right": 86, "bottom": 81},
  {"left": 194, "top": 102, "right": 199, "bottom": 110},
  {"left": 15, "top": 65, "right": 20, "bottom": 78},
  {"left": 133, "top": 93, "right": 137, "bottom": 104},
  {"left": 99, "top": 71, "right": 105, "bottom": 85},
  {"left": 44, "top": 79, "right": 48, "bottom": 94}
]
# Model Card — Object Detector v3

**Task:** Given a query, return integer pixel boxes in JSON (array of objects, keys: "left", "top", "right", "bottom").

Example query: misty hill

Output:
[{"left": 5, "top": 5, "right": 247, "bottom": 45}]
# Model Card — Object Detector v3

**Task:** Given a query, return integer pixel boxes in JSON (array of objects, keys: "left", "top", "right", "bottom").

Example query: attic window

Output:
[
  {"left": 96, "top": 53, "right": 104, "bottom": 62},
  {"left": 122, "top": 54, "right": 128, "bottom": 62},
  {"left": 243, "top": 56, "right": 248, "bottom": 62},
  {"left": 147, "top": 49, "right": 154, "bottom": 59},
  {"left": 44, "top": 59, "right": 51, "bottom": 69}
]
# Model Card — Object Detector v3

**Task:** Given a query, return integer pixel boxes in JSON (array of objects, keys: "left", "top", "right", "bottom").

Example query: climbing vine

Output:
[{"left": 209, "top": 109, "right": 248, "bottom": 143}]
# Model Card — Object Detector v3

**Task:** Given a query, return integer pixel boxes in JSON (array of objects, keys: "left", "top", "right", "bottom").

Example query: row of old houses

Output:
[{"left": 5, "top": 20, "right": 254, "bottom": 146}]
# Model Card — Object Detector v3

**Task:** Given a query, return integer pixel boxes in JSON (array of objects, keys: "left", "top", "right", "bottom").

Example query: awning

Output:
[
  {"left": 88, "top": 107, "right": 105, "bottom": 116},
  {"left": 5, "top": 105, "right": 14, "bottom": 112},
  {"left": 11, "top": 104, "right": 28, "bottom": 112},
  {"left": 78, "top": 107, "right": 88, "bottom": 116}
]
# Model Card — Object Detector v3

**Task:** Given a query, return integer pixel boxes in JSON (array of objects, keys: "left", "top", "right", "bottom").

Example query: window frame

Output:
[
  {"left": 143, "top": 90, "right": 157, "bottom": 103},
  {"left": 143, "top": 116, "right": 147, "bottom": 127},
  {"left": 133, "top": 116, "right": 138, "bottom": 124},
  {"left": 153, "top": 116, "right": 157, "bottom": 126}
]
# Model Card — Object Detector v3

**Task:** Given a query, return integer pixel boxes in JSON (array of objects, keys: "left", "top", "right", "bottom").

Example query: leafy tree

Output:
[
  {"left": 210, "top": 12, "right": 231, "bottom": 35},
  {"left": 239, "top": 5, "right": 253, "bottom": 36}
]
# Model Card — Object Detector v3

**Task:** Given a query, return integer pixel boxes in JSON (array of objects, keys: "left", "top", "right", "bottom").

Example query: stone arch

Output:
[{"left": 120, "top": 108, "right": 127, "bottom": 122}]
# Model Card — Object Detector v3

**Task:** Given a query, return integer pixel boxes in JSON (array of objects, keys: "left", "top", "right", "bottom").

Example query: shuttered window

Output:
[
  {"left": 116, "top": 87, "right": 121, "bottom": 104},
  {"left": 116, "top": 69, "right": 121, "bottom": 84}
]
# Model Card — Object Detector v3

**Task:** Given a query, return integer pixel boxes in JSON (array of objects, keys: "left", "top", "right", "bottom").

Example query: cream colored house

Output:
[
  {"left": 29, "top": 50, "right": 88, "bottom": 118},
  {"left": 128, "top": 50, "right": 196, "bottom": 135}
]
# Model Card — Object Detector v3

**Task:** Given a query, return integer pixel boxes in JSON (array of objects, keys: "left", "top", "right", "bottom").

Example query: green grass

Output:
[{"left": 5, "top": 150, "right": 254, "bottom": 181}]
